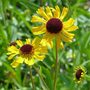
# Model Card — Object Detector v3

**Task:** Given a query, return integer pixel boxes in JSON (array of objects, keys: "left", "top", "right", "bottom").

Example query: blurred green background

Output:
[{"left": 0, "top": 0, "right": 90, "bottom": 90}]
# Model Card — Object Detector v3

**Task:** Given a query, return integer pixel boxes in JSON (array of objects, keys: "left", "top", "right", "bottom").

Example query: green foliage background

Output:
[{"left": 0, "top": 0, "right": 90, "bottom": 90}]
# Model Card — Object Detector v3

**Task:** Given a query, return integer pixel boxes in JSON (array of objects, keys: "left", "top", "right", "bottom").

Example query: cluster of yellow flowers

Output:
[{"left": 7, "top": 6, "right": 78, "bottom": 69}]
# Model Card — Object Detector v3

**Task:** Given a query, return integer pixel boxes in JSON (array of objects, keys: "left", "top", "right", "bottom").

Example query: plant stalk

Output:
[
  {"left": 30, "top": 67, "right": 35, "bottom": 90},
  {"left": 53, "top": 40, "right": 58, "bottom": 90}
]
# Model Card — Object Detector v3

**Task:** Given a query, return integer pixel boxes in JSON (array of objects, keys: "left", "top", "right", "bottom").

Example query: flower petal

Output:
[
  {"left": 35, "top": 46, "right": 47, "bottom": 54},
  {"left": 60, "top": 7, "right": 68, "bottom": 20},
  {"left": 32, "top": 37, "right": 41, "bottom": 47},
  {"left": 37, "top": 7, "right": 49, "bottom": 20},
  {"left": 56, "top": 36, "right": 64, "bottom": 48},
  {"left": 15, "top": 57, "right": 24, "bottom": 63},
  {"left": 62, "top": 30, "right": 75, "bottom": 37},
  {"left": 25, "top": 58, "right": 35, "bottom": 65},
  {"left": 61, "top": 34, "right": 72, "bottom": 42},
  {"left": 11, "top": 61, "right": 20, "bottom": 68},
  {"left": 16, "top": 40, "right": 23, "bottom": 47},
  {"left": 34, "top": 54, "right": 45, "bottom": 61},
  {"left": 32, "top": 25, "right": 46, "bottom": 35},
  {"left": 53, "top": 5, "right": 60, "bottom": 18},
  {"left": 63, "top": 18, "right": 75, "bottom": 28},
  {"left": 43, "top": 33, "right": 54, "bottom": 48},
  {"left": 46, "top": 6, "right": 53, "bottom": 18},
  {"left": 31, "top": 15, "right": 46, "bottom": 23},
  {"left": 66, "top": 26, "right": 78, "bottom": 32},
  {"left": 26, "top": 39, "right": 31, "bottom": 44},
  {"left": 8, "top": 53, "right": 17, "bottom": 60},
  {"left": 7, "top": 46, "right": 19, "bottom": 54}
]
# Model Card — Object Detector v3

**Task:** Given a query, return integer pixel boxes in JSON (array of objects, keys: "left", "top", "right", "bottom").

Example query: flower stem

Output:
[
  {"left": 53, "top": 40, "right": 58, "bottom": 90},
  {"left": 30, "top": 67, "right": 35, "bottom": 90},
  {"left": 33, "top": 66, "right": 49, "bottom": 90}
]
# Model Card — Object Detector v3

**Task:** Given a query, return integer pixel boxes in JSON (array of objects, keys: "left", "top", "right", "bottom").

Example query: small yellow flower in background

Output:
[
  {"left": 31, "top": 6, "right": 78, "bottom": 48},
  {"left": 7, "top": 37, "right": 47, "bottom": 68},
  {"left": 74, "top": 66, "right": 86, "bottom": 83}
]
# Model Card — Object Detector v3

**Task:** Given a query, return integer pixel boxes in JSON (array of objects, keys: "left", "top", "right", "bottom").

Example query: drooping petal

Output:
[
  {"left": 37, "top": 7, "right": 49, "bottom": 20},
  {"left": 66, "top": 26, "right": 78, "bottom": 32},
  {"left": 56, "top": 36, "right": 64, "bottom": 48},
  {"left": 62, "top": 30, "right": 75, "bottom": 37},
  {"left": 25, "top": 58, "right": 35, "bottom": 65},
  {"left": 43, "top": 33, "right": 54, "bottom": 48},
  {"left": 63, "top": 18, "right": 75, "bottom": 28},
  {"left": 15, "top": 57, "right": 24, "bottom": 63},
  {"left": 60, "top": 7, "right": 68, "bottom": 20},
  {"left": 31, "top": 15, "right": 46, "bottom": 23},
  {"left": 60, "top": 34, "right": 72, "bottom": 42},
  {"left": 32, "top": 25, "right": 46, "bottom": 35},
  {"left": 34, "top": 54, "right": 45, "bottom": 61},
  {"left": 11, "top": 61, "right": 20, "bottom": 68}
]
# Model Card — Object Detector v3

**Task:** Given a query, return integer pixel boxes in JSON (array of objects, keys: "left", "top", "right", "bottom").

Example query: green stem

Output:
[
  {"left": 30, "top": 67, "right": 35, "bottom": 90},
  {"left": 33, "top": 66, "right": 49, "bottom": 90},
  {"left": 53, "top": 40, "right": 58, "bottom": 90}
]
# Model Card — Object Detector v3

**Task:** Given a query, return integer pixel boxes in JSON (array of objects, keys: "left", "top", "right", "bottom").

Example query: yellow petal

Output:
[
  {"left": 43, "top": 32, "right": 54, "bottom": 40},
  {"left": 11, "top": 61, "right": 20, "bottom": 68},
  {"left": 8, "top": 53, "right": 17, "bottom": 60},
  {"left": 7, "top": 46, "right": 19, "bottom": 54},
  {"left": 63, "top": 18, "right": 75, "bottom": 28},
  {"left": 66, "top": 26, "right": 78, "bottom": 32},
  {"left": 34, "top": 55, "right": 45, "bottom": 61},
  {"left": 37, "top": 7, "right": 49, "bottom": 20},
  {"left": 35, "top": 46, "right": 47, "bottom": 54},
  {"left": 16, "top": 40, "right": 23, "bottom": 47},
  {"left": 43, "top": 33, "right": 54, "bottom": 48},
  {"left": 15, "top": 57, "right": 24, "bottom": 63},
  {"left": 40, "top": 39, "right": 47, "bottom": 46},
  {"left": 53, "top": 5, "right": 60, "bottom": 18},
  {"left": 60, "top": 42, "right": 64, "bottom": 48},
  {"left": 25, "top": 58, "right": 35, "bottom": 65},
  {"left": 31, "top": 15, "right": 46, "bottom": 23},
  {"left": 60, "top": 7, "right": 68, "bottom": 20},
  {"left": 60, "top": 33, "right": 73, "bottom": 42},
  {"left": 62, "top": 30, "right": 75, "bottom": 37},
  {"left": 32, "top": 25, "right": 46, "bottom": 35},
  {"left": 46, "top": 6, "right": 52, "bottom": 18},
  {"left": 39, "top": 46, "right": 47, "bottom": 53},
  {"left": 26, "top": 39, "right": 31, "bottom": 44},
  {"left": 41, "top": 37, "right": 53, "bottom": 48},
  {"left": 47, "top": 39, "right": 53, "bottom": 48},
  {"left": 32, "top": 37, "right": 41, "bottom": 47},
  {"left": 40, "top": 38, "right": 53, "bottom": 48},
  {"left": 56, "top": 36, "right": 64, "bottom": 49}
]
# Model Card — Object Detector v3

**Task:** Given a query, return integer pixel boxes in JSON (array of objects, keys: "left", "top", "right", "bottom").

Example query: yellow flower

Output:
[
  {"left": 74, "top": 66, "right": 86, "bottom": 83},
  {"left": 31, "top": 6, "right": 78, "bottom": 48},
  {"left": 7, "top": 37, "right": 47, "bottom": 68}
]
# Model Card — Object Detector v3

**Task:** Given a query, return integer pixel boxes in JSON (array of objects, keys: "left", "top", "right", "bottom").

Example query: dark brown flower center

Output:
[
  {"left": 20, "top": 44, "right": 33, "bottom": 54},
  {"left": 76, "top": 69, "right": 83, "bottom": 80},
  {"left": 46, "top": 18, "right": 63, "bottom": 34}
]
